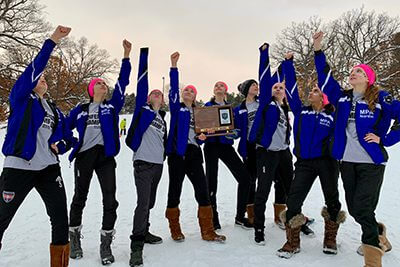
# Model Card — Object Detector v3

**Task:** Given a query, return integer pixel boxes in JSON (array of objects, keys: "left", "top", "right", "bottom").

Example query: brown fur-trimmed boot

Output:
[
  {"left": 357, "top": 222, "right": 392, "bottom": 256},
  {"left": 321, "top": 207, "right": 346, "bottom": 254},
  {"left": 198, "top": 205, "right": 226, "bottom": 243},
  {"left": 363, "top": 244, "right": 384, "bottom": 267},
  {"left": 50, "top": 243, "right": 70, "bottom": 267},
  {"left": 165, "top": 207, "right": 185, "bottom": 242},
  {"left": 276, "top": 211, "right": 305, "bottom": 259},
  {"left": 274, "top": 203, "right": 286, "bottom": 230},
  {"left": 246, "top": 204, "right": 255, "bottom": 225},
  {"left": 378, "top": 222, "right": 392, "bottom": 253}
]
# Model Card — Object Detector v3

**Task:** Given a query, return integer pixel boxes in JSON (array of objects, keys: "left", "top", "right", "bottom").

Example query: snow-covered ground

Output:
[{"left": 0, "top": 113, "right": 399, "bottom": 267}]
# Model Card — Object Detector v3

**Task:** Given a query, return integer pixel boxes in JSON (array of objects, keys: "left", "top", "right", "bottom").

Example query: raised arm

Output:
[
  {"left": 9, "top": 25, "right": 71, "bottom": 107},
  {"left": 169, "top": 52, "right": 181, "bottom": 113},
  {"left": 282, "top": 52, "right": 302, "bottom": 114},
  {"left": 133, "top": 47, "right": 149, "bottom": 117},
  {"left": 313, "top": 31, "right": 342, "bottom": 106},
  {"left": 258, "top": 43, "right": 272, "bottom": 105},
  {"left": 109, "top": 39, "right": 132, "bottom": 113}
]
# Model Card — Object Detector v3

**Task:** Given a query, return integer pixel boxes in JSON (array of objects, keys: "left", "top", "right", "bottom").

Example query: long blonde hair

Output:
[{"left": 364, "top": 85, "right": 379, "bottom": 112}]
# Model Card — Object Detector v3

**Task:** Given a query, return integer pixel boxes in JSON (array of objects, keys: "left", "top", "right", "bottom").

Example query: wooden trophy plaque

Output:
[{"left": 193, "top": 105, "right": 235, "bottom": 137}]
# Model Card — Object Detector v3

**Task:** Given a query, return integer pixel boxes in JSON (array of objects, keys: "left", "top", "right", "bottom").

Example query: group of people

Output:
[{"left": 0, "top": 25, "right": 398, "bottom": 267}]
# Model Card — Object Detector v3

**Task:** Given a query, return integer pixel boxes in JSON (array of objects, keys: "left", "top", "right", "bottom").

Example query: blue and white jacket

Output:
[
  {"left": 283, "top": 57, "right": 335, "bottom": 159},
  {"left": 314, "top": 50, "right": 400, "bottom": 164},
  {"left": 126, "top": 48, "right": 167, "bottom": 154},
  {"left": 66, "top": 57, "right": 131, "bottom": 161},
  {"left": 2, "top": 39, "right": 74, "bottom": 160},
  {"left": 248, "top": 45, "right": 291, "bottom": 149},
  {"left": 234, "top": 54, "right": 285, "bottom": 159},
  {"left": 166, "top": 68, "right": 202, "bottom": 156}
]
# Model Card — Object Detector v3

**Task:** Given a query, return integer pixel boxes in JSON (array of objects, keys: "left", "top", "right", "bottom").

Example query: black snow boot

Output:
[
  {"left": 129, "top": 237, "right": 145, "bottom": 267},
  {"left": 69, "top": 225, "right": 83, "bottom": 259},
  {"left": 100, "top": 229, "right": 116, "bottom": 265}
]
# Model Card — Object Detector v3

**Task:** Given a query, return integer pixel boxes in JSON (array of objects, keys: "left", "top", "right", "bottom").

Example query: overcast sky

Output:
[{"left": 41, "top": 0, "right": 400, "bottom": 101}]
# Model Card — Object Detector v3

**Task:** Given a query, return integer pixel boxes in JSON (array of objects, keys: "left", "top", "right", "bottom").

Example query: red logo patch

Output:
[{"left": 2, "top": 191, "right": 15, "bottom": 203}]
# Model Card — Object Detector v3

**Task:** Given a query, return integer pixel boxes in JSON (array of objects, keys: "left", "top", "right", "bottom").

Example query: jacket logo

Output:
[
  {"left": 359, "top": 109, "right": 375, "bottom": 119},
  {"left": 101, "top": 109, "right": 111, "bottom": 116},
  {"left": 2, "top": 191, "right": 15, "bottom": 203},
  {"left": 55, "top": 176, "right": 63, "bottom": 188},
  {"left": 319, "top": 118, "right": 331, "bottom": 127}
]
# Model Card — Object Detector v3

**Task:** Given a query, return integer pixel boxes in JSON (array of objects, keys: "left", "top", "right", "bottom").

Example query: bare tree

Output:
[
  {"left": 44, "top": 37, "right": 119, "bottom": 112},
  {"left": 272, "top": 7, "right": 400, "bottom": 100},
  {"left": 0, "top": 0, "right": 50, "bottom": 50}
]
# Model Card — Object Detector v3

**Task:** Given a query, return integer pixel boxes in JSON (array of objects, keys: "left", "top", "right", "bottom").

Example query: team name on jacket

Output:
[
  {"left": 67, "top": 58, "right": 131, "bottom": 161},
  {"left": 166, "top": 68, "right": 202, "bottom": 156},
  {"left": 2, "top": 39, "right": 73, "bottom": 160},
  {"left": 314, "top": 50, "right": 400, "bottom": 164}
]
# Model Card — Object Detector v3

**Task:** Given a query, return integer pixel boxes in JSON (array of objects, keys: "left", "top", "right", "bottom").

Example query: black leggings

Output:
[
  {"left": 254, "top": 148, "right": 293, "bottom": 228},
  {"left": 244, "top": 142, "right": 286, "bottom": 205},
  {"left": 286, "top": 157, "right": 341, "bottom": 222},
  {"left": 167, "top": 145, "right": 210, "bottom": 208},
  {"left": 69, "top": 145, "right": 119, "bottom": 230},
  {"left": 340, "top": 162, "right": 385, "bottom": 248},
  {"left": 204, "top": 142, "right": 250, "bottom": 219},
  {"left": 0, "top": 164, "right": 68, "bottom": 245}
]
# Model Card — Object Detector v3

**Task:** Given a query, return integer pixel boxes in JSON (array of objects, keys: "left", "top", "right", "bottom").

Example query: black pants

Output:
[
  {"left": 204, "top": 142, "right": 250, "bottom": 219},
  {"left": 69, "top": 145, "right": 119, "bottom": 231},
  {"left": 244, "top": 142, "right": 286, "bottom": 205},
  {"left": 120, "top": 129, "right": 126, "bottom": 135},
  {"left": 340, "top": 162, "right": 385, "bottom": 247},
  {"left": 0, "top": 164, "right": 68, "bottom": 245},
  {"left": 286, "top": 157, "right": 341, "bottom": 222},
  {"left": 254, "top": 148, "right": 293, "bottom": 228},
  {"left": 167, "top": 145, "right": 210, "bottom": 208},
  {"left": 131, "top": 160, "right": 163, "bottom": 239}
]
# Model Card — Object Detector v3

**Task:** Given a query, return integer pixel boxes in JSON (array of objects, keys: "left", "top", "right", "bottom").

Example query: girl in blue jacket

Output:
[
  {"left": 165, "top": 52, "right": 225, "bottom": 243},
  {"left": 67, "top": 40, "right": 132, "bottom": 264},
  {"left": 313, "top": 31, "right": 400, "bottom": 266},
  {"left": 125, "top": 48, "right": 167, "bottom": 267},
  {"left": 277, "top": 52, "right": 345, "bottom": 259},
  {"left": 0, "top": 26, "right": 72, "bottom": 266},
  {"left": 203, "top": 81, "right": 252, "bottom": 230},
  {"left": 248, "top": 43, "right": 295, "bottom": 245}
]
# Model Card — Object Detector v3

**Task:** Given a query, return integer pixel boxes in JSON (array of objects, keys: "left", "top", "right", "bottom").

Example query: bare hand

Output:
[
  {"left": 170, "top": 52, "right": 180, "bottom": 67},
  {"left": 260, "top": 43, "right": 269, "bottom": 51},
  {"left": 197, "top": 133, "right": 207, "bottom": 141},
  {"left": 285, "top": 52, "right": 294, "bottom": 60},
  {"left": 51, "top": 143, "right": 59, "bottom": 154},
  {"left": 50, "top": 25, "right": 71, "bottom": 43},
  {"left": 364, "top": 133, "right": 380, "bottom": 144},
  {"left": 313, "top": 31, "right": 324, "bottom": 51},
  {"left": 123, "top": 39, "right": 132, "bottom": 58}
]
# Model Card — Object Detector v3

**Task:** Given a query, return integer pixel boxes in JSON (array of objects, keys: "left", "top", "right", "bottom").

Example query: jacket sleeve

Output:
[
  {"left": 314, "top": 50, "right": 342, "bottom": 106},
  {"left": 169, "top": 67, "right": 180, "bottom": 113},
  {"left": 109, "top": 57, "right": 132, "bottom": 114},
  {"left": 271, "top": 63, "right": 284, "bottom": 85},
  {"left": 9, "top": 39, "right": 57, "bottom": 107},
  {"left": 258, "top": 44, "right": 272, "bottom": 106},
  {"left": 380, "top": 94, "right": 400, "bottom": 147},
  {"left": 282, "top": 58, "right": 302, "bottom": 115},
  {"left": 133, "top": 48, "right": 149, "bottom": 117},
  {"left": 56, "top": 109, "right": 78, "bottom": 154}
]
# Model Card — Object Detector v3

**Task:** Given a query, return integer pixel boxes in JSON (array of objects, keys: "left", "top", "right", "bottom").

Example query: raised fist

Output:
[
  {"left": 313, "top": 31, "right": 324, "bottom": 51},
  {"left": 260, "top": 43, "right": 269, "bottom": 51},
  {"left": 123, "top": 39, "right": 132, "bottom": 58},
  {"left": 285, "top": 52, "right": 294, "bottom": 60},
  {"left": 50, "top": 25, "right": 71, "bottom": 43},
  {"left": 170, "top": 52, "right": 180, "bottom": 67}
]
